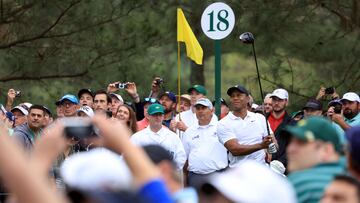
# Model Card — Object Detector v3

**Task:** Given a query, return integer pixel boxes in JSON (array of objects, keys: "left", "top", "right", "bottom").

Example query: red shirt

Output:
[
  {"left": 137, "top": 118, "right": 149, "bottom": 131},
  {"left": 268, "top": 112, "right": 286, "bottom": 132}
]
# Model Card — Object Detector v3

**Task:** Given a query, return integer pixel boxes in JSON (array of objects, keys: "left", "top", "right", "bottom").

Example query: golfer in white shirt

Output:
[
  {"left": 182, "top": 98, "right": 228, "bottom": 186},
  {"left": 217, "top": 85, "right": 274, "bottom": 168}
]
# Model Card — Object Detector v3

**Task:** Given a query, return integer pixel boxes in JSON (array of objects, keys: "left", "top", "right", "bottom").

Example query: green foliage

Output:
[{"left": 0, "top": 0, "right": 359, "bottom": 113}]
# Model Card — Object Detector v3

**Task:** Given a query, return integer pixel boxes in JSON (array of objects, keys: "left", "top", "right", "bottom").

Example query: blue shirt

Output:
[{"left": 138, "top": 179, "right": 174, "bottom": 203}]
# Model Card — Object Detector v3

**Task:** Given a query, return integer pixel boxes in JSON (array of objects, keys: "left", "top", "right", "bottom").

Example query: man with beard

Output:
[
  {"left": 159, "top": 91, "right": 177, "bottom": 128},
  {"left": 268, "top": 88, "right": 295, "bottom": 167},
  {"left": 328, "top": 92, "right": 360, "bottom": 130}
]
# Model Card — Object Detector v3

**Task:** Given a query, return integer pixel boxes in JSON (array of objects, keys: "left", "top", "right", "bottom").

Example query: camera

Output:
[
  {"left": 115, "top": 83, "right": 128, "bottom": 89},
  {"left": 62, "top": 117, "right": 95, "bottom": 140},
  {"left": 329, "top": 100, "right": 342, "bottom": 114},
  {"left": 325, "top": 87, "right": 335, "bottom": 95},
  {"left": 15, "top": 90, "right": 21, "bottom": 97},
  {"left": 155, "top": 78, "right": 164, "bottom": 86},
  {"left": 333, "top": 104, "right": 342, "bottom": 114}
]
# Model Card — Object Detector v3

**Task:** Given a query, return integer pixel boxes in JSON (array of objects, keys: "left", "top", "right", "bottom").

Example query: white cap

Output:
[
  {"left": 22, "top": 102, "right": 32, "bottom": 109},
  {"left": 251, "top": 103, "right": 259, "bottom": 109},
  {"left": 180, "top": 94, "right": 191, "bottom": 102},
  {"left": 110, "top": 93, "right": 124, "bottom": 103},
  {"left": 195, "top": 98, "right": 213, "bottom": 109},
  {"left": 270, "top": 88, "right": 289, "bottom": 100},
  {"left": 11, "top": 105, "right": 29, "bottom": 115},
  {"left": 341, "top": 92, "right": 360, "bottom": 103},
  {"left": 202, "top": 161, "right": 296, "bottom": 203},
  {"left": 60, "top": 148, "right": 133, "bottom": 191},
  {"left": 77, "top": 105, "right": 94, "bottom": 117},
  {"left": 270, "top": 160, "right": 286, "bottom": 177}
]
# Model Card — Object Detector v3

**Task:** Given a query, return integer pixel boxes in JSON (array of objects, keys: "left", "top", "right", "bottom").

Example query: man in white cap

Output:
[
  {"left": 11, "top": 104, "right": 29, "bottom": 127},
  {"left": 268, "top": 88, "right": 295, "bottom": 168},
  {"left": 77, "top": 106, "right": 94, "bottom": 118},
  {"left": 109, "top": 93, "right": 123, "bottom": 118},
  {"left": 178, "top": 94, "right": 191, "bottom": 113},
  {"left": 268, "top": 88, "right": 291, "bottom": 132},
  {"left": 182, "top": 98, "right": 227, "bottom": 186},
  {"left": 328, "top": 92, "right": 360, "bottom": 131}
]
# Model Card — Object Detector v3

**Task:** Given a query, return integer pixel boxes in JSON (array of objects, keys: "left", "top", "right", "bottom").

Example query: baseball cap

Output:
[
  {"left": 143, "top": 145, "right": 175, "bottom": 165},
  {"left": 328, "top": 99, "right": 342, "bottom": 107},
  {"left": 195, "top": 98, "right": 213, "bottom": 109},
  {"left": 109, "top": 93, "right": 124, "bottom": 103},
  {"left": 11, "top": 105, "right": 29, "bottom": 116},
  {"left": 78, "top": 88, "right": 94, "bottom": 98},
  {"left": 285, "top": 116, "right": 341, "bottom": 152},
  {"left": 58, "top": 94, "right": 79, "bottom": 105},
  {"left": 5, "top": 111, "right": 15, "bottom": 123},
  {"left": 212, "top": 98, "right": 228, "bottom": 107},
  {"left": 303, "top": 99, "right": 322, "bottom": 110},
  {"left": 270, "top": 88, "right": 289, "bottom": 100},
  {"left": 199, "top": 161, "right": 296, "bottom": 203},
  {"left": 22, "top": 102, "right": 32, "bottom": 109},
  {"left": 147, "top": 103, "right": 164, "bottom": 115},
  {"left": 227, "top": 85, "right": 249, "bottom": 96},
  {"left": 77, "top": 105, "right": 94, "bottom": 117},
  {"left": 251, "top": 103, "right": 259, "bottom": 109},
  {"left": 345, "top": 126, "right": 360, "bottom": 167},
  {"left": 291, "top": 110, "right": 303, "bottom": 119},
  {"left": 180, "top": 94, "right": 191, "bottom": 102},
  {"left": 340, "top": 92, "right": 360, "bottom": 103},
  {"left": 159, "top": 91, "right": 176, "bottom": 103},
  {"left": 60, "top": 148, "right": 132, "bottom": 191},
  {"left": 188, "top": 85, "right": 207, "bottom": 96},
  {"left": 42, "top": 106, "right": 52, "bottom": 117}
]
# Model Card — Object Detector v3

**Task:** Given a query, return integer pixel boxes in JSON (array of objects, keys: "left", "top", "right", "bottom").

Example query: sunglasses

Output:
[{"left": 144, "top": 97, "right": 159, "bottom": 104}]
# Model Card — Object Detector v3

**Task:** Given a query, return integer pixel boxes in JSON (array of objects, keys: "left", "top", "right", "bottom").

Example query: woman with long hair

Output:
[{"left": 116, "top": 104, "right": 138, "bottom": 133}]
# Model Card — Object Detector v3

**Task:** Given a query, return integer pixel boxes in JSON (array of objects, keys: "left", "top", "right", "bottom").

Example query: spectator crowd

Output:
[{"left": 0, "top": 78, "right": 359, "bottom": 203}]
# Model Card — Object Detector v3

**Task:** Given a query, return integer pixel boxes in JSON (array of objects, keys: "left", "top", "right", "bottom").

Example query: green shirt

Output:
[
  {"left": 345, "top": 112, "right": 360, "bottom": 127},
  {"left": 334, "top": 113, "right": 360, "bottom": 144},
  {"left": 288, "top": 161, "right": 346, "bottom": 203}
]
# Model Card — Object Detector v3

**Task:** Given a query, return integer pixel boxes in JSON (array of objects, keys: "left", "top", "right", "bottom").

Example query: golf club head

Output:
[{"left": 239, "top": 32, "right": 254, "bottom": 44}]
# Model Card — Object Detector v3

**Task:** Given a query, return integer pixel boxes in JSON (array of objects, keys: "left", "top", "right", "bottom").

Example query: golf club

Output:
[{"left": 239, "top": 32, "right": 276, "bottom": 153}]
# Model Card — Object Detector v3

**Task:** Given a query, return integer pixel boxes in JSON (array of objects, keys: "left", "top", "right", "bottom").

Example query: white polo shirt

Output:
[
  {"left": 130, "top": 126, "right": 186, "bottom": 170},
  {"left": 182, "top": 115, "right": 228, "bottom": 174},
  {"left": 217, "top": 111, "right": 271, "bottom": 167}
]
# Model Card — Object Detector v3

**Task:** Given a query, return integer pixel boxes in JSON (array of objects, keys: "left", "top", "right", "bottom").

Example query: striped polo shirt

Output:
[{"left": 288, "top": 160, "right": 346, "bottom": 203}]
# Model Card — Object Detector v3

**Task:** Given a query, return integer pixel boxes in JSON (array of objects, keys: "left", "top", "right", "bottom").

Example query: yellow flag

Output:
[{"left": 177, "top": 8, "right": 203, "bottom": 65}]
